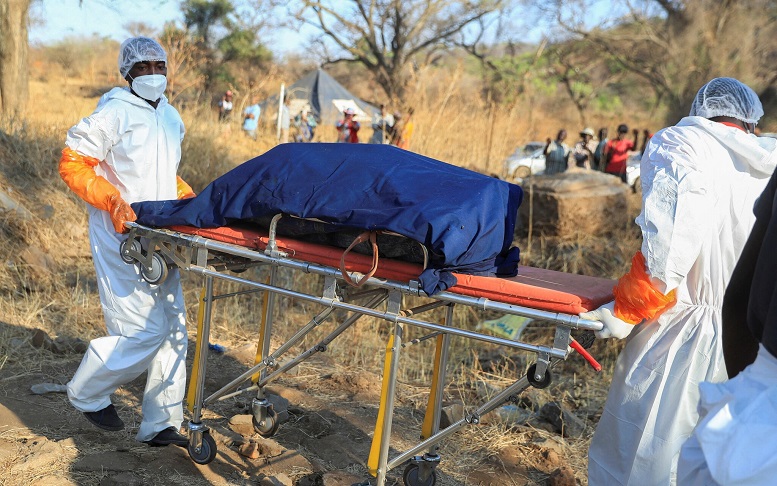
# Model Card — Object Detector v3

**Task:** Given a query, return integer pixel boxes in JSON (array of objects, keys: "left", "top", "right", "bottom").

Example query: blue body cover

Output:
[{"left": 133, "top": 143, "right": 522, "bottom": 294}]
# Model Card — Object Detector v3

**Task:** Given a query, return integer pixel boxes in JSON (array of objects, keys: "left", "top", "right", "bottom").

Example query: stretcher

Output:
[{"left": 121, "top": 216, "right": 609, "bottom": 485}]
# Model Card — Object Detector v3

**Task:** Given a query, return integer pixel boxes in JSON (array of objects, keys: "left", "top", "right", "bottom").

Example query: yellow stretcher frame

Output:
[{"left": 121, "top": 221, "right": 603, "bottom": 485}]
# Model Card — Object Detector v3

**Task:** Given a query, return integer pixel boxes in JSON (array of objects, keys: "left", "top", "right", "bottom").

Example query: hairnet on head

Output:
[
  {"left": 118, "top": 37, "right": 167, "bottom": 78},
  {"left": 689, "top": 77, "right": 763, "bottom": 124}
]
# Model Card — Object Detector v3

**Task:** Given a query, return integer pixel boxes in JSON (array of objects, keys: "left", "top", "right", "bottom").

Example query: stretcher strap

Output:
[{"left": 340, "top": 231, "right": 380, "bottom": 287}]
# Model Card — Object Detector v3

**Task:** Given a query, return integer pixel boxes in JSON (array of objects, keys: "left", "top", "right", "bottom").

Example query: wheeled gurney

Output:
[{"left": 120, "top": 216, "right": 609, "bottom": 486}]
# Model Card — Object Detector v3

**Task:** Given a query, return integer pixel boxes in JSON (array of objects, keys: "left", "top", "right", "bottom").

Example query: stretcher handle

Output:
[
  {"left": 340, "top": 231, "right": 380, "bottom": 287},
  {"left": 569, "top": 337, "right": 602, "bottom": 372}
]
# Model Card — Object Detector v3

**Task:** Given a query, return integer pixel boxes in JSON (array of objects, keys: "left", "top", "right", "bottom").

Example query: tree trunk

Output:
[{"left": 0, "top": 0, "right": 31, "bottom": 117}]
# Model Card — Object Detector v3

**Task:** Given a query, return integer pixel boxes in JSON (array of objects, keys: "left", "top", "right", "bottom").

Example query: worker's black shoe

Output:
[
  {"left": 144, "top": 427, "right": 189, "bottom": 447},
  {"left": 83, "top": 404, "right": 124, "bottom": 431}
]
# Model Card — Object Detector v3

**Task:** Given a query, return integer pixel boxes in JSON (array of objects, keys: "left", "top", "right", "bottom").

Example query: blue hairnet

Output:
[
  {"left": 689, "top": 77, "right": 763, "bottom": 124},
  {"left": 118, "top": 37, "right": 167, "bottom": 78}
]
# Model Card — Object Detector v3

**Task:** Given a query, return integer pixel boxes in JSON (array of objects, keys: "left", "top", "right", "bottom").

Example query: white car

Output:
[
  {"left": 503, "top": 142, "right": 546, "bottom": 179},
  {"left": 625, "top": 154, "right": 642, "bottom": 192},
  {"left": 504, "top": 142, "right": 642, "bottom": 192}
]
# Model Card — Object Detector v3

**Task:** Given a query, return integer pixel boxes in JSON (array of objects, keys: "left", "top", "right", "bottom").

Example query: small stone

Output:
[
  {"left": 439, "top": 401, "right": 465, "bottom": 429},
  {"left": 548, "top": 466, "right": 577, "bottom": 486},
  {"left": 238, "top": 441, "right": 261, "bottom": 459},
  {"left": 542, "top": 448, "right": 562, "bottom": 468},
  {"left": 538, "top": 401, "right": 587, "bottom": 438},
  {"left": 229, "top": 414, "right": 255, "bottom": 436},
  {"left": 31, "top": 329, "right": 53, "bottom": 350}
]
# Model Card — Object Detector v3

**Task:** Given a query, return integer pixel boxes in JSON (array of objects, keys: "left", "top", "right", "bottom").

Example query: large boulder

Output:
[{"left": 519, "top": 168, "right": 631, "bottom": 237}]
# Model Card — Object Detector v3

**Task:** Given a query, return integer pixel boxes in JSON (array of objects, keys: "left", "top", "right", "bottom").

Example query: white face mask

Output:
[{"left": 129, "top": 74, "right": 167, "bottom": 101}]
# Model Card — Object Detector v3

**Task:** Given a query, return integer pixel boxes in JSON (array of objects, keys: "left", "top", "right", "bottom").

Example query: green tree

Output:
[
  {"left": 182, "top": 0, "right": 277, "bottom": 91},
  {"left": 183, "top": 0, "right": 235, "bottom": 47}
]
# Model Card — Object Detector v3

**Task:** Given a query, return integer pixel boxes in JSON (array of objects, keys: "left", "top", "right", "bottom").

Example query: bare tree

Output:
[
  {"left": 547, "top": 42, "right": 625, "bottom": 126},
  {"left": 0, "top": 0, "right": 32, "bottom": 117},
  {"left": 295, "top": 0, "right": 502, "bottom": 102},
  {"left": 160, "top": 24, "right": 207, "bottom": 103},
  {"left": 549, "top": 0, "right": 777, "bottom": 124}
]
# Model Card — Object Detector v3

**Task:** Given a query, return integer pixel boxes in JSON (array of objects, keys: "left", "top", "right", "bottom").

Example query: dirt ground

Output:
[{"left": 0, "top": 322, "right": 604, "bottom": 486}]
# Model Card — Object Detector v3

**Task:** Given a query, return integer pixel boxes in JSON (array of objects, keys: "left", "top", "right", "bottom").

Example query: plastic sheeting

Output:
[
  {"left": 132, "top": 143, "right": 522, "bottom": 294},
  {"left": 260, "top": 69, "right": 378, "bottom": 126}
]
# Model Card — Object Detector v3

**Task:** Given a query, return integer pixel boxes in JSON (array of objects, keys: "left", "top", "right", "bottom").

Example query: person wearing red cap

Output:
[{"left": 336, "top": 107, "right": 360, "bottom": 143}]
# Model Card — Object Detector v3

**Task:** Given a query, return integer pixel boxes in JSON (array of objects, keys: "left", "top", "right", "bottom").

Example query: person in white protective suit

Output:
[
  {"left": 60, "top": 37, "right": 196, "bottom": 447},
  {"left": 677, "top": 154, "right": 777, "bottom": 485},
  {"left": 579, "top": 77, "right": 777, "bottom": 485}
]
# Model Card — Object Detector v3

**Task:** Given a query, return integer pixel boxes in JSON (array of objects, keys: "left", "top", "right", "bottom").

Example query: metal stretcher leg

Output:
[
  {"left": 251, "top": 274, "right": 273, "bottom": 384},
  {"left": 369, "top": 290, "right": 404, "bottom": 486},
  {"left": 185, "top": 276, "right": 218, "bottom": 464},
  {"left": 251, "top": 267, "right": 281, "bottom": 437},
  {"left": 407, "top": 305, "right": 454, "bottom": 485}
]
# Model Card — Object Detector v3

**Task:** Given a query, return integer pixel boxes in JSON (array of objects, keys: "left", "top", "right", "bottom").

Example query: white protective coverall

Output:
[
  {"left": 678, "top": 344, "right": 777, "bottom": 485},
  {"left": 65, "top": 86, "right": 188, "bottom": 442},
  {"left": 587, "top": 116, "right": 777, "bottom": 485}
]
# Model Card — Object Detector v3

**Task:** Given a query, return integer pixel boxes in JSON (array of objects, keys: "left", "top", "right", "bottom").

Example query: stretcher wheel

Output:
[
  {"left": 119, "top": 238, "right": 140, "bottom": 264},
  {"left": 527, "top": 363, "right": 552, "bottom": 389},
  {"left": 252, "top": 408, "right": 279, "bottom": 437},
  {"left": 141, "top": 253, "right": 168, "bottom": 285},
  {"left": 187, "top": 432, "right": 217, "bottom": 465},
  {"left": 403, "top": 463, "right": 437, "bottom": 486}
]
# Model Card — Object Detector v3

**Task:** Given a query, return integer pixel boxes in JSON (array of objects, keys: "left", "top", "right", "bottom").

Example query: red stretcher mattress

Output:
[{"left": 169, "top": 225, "right": 614, "bottom": 315}]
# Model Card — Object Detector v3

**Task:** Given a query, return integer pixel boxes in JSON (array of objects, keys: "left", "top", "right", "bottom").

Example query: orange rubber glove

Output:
[
  {"left": 59, "top": 147, "right": 136, "bottom": 233},
  {"left": 176, "top": 176, "right": 196, "bottom": 199},
  {"left": 108, "top": 195, "right": 137, "bottom": 233},
  {"left": 613, "top": 251, "right": 677, "bottom": 324}
]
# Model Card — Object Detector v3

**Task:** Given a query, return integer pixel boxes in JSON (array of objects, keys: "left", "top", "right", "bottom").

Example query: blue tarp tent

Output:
[{"left": 261, "top": 69, "right": 379, "bottom": 126}]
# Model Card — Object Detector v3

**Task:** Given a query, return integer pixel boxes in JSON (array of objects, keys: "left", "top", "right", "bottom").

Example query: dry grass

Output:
[{"left": 0, "top": 66, "right": 647, "bottom": 485}]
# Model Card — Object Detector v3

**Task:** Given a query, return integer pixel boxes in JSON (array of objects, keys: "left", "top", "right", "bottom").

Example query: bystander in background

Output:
[
  {"left": 336, "top": 108, "right": 360, "bottom": 143},
  {"left": 603, "top": 124, "right": 638, "bottom": 182},
  {"left": 543, "top": 129, "right": 570, "bottom": 175},
  {"left": 242, "top": 95, "right": 261, "bottom": 140},
  {"left": 370, "top": 104, "right": 394, "bottom": 144},
  {"left": 593, "top": 127, "right": 608, "bottom": 171},
  {"left": 390, "top": 108, "right": 415, "bottom": 149},
  {"left": 570, "top": 127, "right": 596, "bottom": 169}
]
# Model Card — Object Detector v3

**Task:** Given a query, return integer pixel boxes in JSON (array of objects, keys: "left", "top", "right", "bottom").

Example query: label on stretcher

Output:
[{"left": 478, "top": 314, "right": 533, "bottom": 340}]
